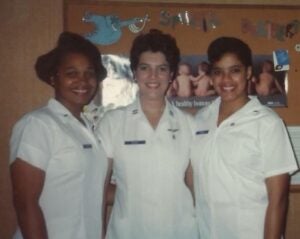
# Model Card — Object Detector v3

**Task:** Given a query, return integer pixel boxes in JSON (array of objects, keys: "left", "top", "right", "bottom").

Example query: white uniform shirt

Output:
[
  {"left": 98, "top": 98, "right": 198, "bottom": 239},
  {"left": 191, "top": 97, "right": 298, "bottom": 239},
  {"left": 10, "top": 99, "right": 108, "bottom": 239}
]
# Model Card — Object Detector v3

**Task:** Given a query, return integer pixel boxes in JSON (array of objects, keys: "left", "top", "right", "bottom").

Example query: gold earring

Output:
[{"left": 50, "top": 76, "right": 55, "bottom": 86}]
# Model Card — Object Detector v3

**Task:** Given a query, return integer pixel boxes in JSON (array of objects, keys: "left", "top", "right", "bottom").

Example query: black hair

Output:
[
  {"left": 129, "top": 29, "right": 180, "bottom": 80},
  {"left": 207, "top": 36, "right": 252, "bottom": 69},
  {"left": 35, "top": 31, "right": 107, "bottom": 85}
]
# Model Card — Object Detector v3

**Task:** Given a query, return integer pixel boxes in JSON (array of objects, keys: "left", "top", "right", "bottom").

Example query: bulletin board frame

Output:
[{"left": 64, "top": 1, "right": 300, "bottom": 109}]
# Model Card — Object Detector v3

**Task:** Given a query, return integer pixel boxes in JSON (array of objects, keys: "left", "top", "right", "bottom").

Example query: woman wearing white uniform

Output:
[
  {"left": 99, "top": 29, "right": 198, "bottom": 239},
  {"left": 10, "top": 32, "right": 108, "bottom": 239},
  {"left": 191, "top": 36, "right": 298, "bottom": 239}
]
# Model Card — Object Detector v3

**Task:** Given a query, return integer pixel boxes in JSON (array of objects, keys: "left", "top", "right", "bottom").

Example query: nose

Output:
[
  {"left": 75, "top": 73, "right": 93, "bottom": 86},
  {"left": 150, "top": 68, "right": 159, "bottom": 79},
  {"left": 221, "top": 70, "right": 233, "bottom": 82},
  {"left": 75, "top": 73, "right": 87, "bottom": 82}
]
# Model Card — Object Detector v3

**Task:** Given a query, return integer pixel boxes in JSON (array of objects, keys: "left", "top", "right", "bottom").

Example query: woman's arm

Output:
[
  {"left": 10, "top": 158, "right": 48, "bottom": 239},
  {"left": 264, "top": 173, "right": 290, "bottom": 239},
  {"left": 102, "top": 158, "right": 115, "bottom": 239},
  {"left": 185, "top": 162, "right": 195, "bottom": 202}
]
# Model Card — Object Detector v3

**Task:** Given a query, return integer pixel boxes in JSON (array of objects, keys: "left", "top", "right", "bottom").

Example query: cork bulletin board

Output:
[{"left": 64, "top": 1, "right": 300, "bottom": 110}]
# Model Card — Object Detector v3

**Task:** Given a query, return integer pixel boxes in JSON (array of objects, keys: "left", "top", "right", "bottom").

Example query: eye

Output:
[
  {"left": 230, "top": 66, "right": 243, "bottom": 75},
  {"left": 211, "top": 68, "right": 222, "bottom": 77},
  {"left": 158, "top": 65, "right": 170, "bottom": 73},
  {"left": 85, "top": 69, "right": 97, "bottom": 79},
  {"left": 65, "top": 70, "right": 78, "bottom": 78},
  {"left": 137, "top": 64, "right": 149, "bottom": 71}
]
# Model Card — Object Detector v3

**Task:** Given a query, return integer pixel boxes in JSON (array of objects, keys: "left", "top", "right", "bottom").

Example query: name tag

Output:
[
  {"left": 124, "top": 140, "right": 146, "bottom": 145},
  {"left": 83, "top": 144, "right": 92, "bottom": 149},
  {"left": 196, "top": 130, "right": 209, "bottom": 135}
]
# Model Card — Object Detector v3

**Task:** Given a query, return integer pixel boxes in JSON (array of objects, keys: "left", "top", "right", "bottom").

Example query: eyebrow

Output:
[
  {"left": 138, "top": 62, "right": 169, "bottom": 67},
  {"left": 64, "top": 65, "right": 95, "bottom": 70},
  {"left": 212, "top": 64, "right": 244, "bottom": 70}
]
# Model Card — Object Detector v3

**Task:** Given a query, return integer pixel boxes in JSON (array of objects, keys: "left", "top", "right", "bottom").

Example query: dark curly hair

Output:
[
  {"left": 129, "top": 29, "right": 180, "bottom": 80},
  {"left": 35, "top": 31, "right": 107, "bottom": 85},
  {"left": 207, "top": 36, "right": 252, "bottom": 69}
]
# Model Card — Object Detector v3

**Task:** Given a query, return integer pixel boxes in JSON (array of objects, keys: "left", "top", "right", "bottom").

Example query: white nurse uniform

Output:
[
  {"left": 99, "top": 98, "right": 198, "bottom": 239},
  {"left": 191, "top": 97, "right": 298, "bottom": 239},
  {"left": 10, "top": 98, "right": 108, "bottom": 239}
]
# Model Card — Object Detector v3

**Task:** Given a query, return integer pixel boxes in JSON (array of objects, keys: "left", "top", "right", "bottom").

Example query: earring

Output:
[{"left": 49, "top": 76, "right": 55, "bottom": 86}]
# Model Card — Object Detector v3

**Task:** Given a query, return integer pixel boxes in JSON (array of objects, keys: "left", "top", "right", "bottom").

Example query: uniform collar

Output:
[
  {"left": 47, "top": 98, "right": 85, "bottom": 124},
  {"left": 123, "top": 97, "right": 178, "bottom": 140},
  {"left": 212, "top": 96, "right": 266, "bottom": 124},
  {"left": 127, "top": 97, "right": 176, "bottom": 121}
]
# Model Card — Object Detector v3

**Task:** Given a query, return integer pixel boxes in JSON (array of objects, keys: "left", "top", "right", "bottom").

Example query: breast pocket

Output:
[
  {"left": 217, "top": 128, "right": 261, "bottom": 169},
  {"left": 49, "top": 136, "right": 86, "bottom": 175},
  {"left": 115, "top": 140, "right": 148, "bottom": 170}
]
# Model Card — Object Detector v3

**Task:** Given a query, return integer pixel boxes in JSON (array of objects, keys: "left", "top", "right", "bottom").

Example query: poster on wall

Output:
[
  {"left": 168, "top": 54, "right": 287, "bottom": 109},
  {"left": 90, "top": 54, "right": 287, "bottom": 113},
  {"left": 64, "top": 2, "right": 298, "bottom": 112}
]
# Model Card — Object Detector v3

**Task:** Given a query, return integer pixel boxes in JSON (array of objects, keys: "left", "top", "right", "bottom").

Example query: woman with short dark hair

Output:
[{"left": 99, "top": 29, "right": 198, "bottom": 239}]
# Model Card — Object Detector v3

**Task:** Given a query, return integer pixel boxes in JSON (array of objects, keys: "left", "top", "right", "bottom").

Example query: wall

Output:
[
  {"left": 0, "top": 1, "right": 62, "bottom": 238},
  {"left": 0, "top": 0, "right": 299, "bottom": 238}
]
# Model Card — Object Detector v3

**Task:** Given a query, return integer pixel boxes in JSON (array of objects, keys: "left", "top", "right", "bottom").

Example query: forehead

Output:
[
  {"left": 60, "top": 52, "right": 92, "bottom": 66},
  {"left": 138, "top": 51, "right": 167, "bottom": 64},
  {"left": 213, "top": 53, "right": 243, "bottom": 68}
]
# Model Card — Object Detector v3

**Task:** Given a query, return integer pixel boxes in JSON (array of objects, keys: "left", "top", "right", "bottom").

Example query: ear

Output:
[
  {"left": 132, "top": 72, "right": 137, "bottom": 83},
  {"left": 170, "top": 72, "right": 174, "bottom": 83},
  {"left": 246, "top": 66, "right": 252, "bottom": 80}
]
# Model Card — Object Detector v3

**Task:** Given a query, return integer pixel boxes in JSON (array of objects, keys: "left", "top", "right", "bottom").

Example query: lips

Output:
[
  {"left": 222, "top": 86, "right": 235, "bottom": 91},
  {"left": 145, "top": 82, "right": 160, "bottom": 88},
  {"left": 72, "top": 88, "right": 89, "bottom": 95}
]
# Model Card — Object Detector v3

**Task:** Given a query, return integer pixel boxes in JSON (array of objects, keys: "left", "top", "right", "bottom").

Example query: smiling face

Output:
[
  {"left": 53, "top": 52, "right": 98, "bottom": 116},
  {"left": 210, "top": 53, "right": 251, "bottom": 107},
  {"left": 134, "top": 51, "right": 173, "bottom": 102}
]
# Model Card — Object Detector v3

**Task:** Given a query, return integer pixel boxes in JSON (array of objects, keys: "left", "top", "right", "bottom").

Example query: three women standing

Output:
[{"left": 10, "top": 29, "right": 297, "bottom": 239}]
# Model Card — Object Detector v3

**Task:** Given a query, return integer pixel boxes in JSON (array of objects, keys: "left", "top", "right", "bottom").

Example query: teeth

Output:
[
  {"left": 223, "top": 86, "right": 234, "bottom": 91},
  {"left": 73, "top": 89, "right": 88, "bottom": 94},
  {"left": 146, "top": 83, "right": 159, "bottom": 88}
]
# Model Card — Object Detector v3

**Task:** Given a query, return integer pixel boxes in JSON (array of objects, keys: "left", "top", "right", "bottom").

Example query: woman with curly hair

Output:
[
  {"left": 10, "top": 31, "right": 108, "bottom": 239},
  {"left": 99, "top": 29, "right": 198, "bottom": 239}
]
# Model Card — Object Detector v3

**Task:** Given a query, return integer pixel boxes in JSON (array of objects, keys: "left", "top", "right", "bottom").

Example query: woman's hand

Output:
[{"left": 11, "top": 158, "right": 48, "bottom": 239}]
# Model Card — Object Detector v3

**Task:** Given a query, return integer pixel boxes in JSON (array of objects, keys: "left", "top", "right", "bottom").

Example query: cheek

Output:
[
  {"left": 54, "top": 77, "right": 70, "bottom": 90},
  {"left": 134, "top": 71, "right": 145, "bottom": 82},
  {"left": 236, "top": 76, "right": 248, "bottom": 89},
  {"left": 89, "top": 77, "right": 98, "bottom": 87},
  {"left": 211, "top": 77, "right": 220, "bottom": 88},
  {"left": 162, "top": 73, "right": 173, "bottom": 83}
]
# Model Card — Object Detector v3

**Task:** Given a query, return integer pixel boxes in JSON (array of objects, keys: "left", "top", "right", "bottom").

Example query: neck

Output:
[
  {"left": 59, "top": 101, "right": 83, "bottom": 122},
  {"left": 140, "top": 96, "right": 165, "bottom": 112},
  {"left": 218, "top": 97, "right": 250, "bottom": 125},
  {"left": 140, "top": 98, "right": 166, "bottom": 129}
]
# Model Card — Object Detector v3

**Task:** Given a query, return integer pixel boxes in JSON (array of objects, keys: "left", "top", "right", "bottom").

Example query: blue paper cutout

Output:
[{"left": 82, "top": 12, "right": 148, "bottom": 45}]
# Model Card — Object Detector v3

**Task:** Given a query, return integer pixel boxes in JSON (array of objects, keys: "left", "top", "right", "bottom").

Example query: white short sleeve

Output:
[
  {"left": 261, "top": 116, "right": 298, "bottom": 177},
  {"left": 10, "top": 115, "right": 53, "bottom": 170},
  {"left": 97, "top": 111, "right": 115, "bottom": 158}
]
